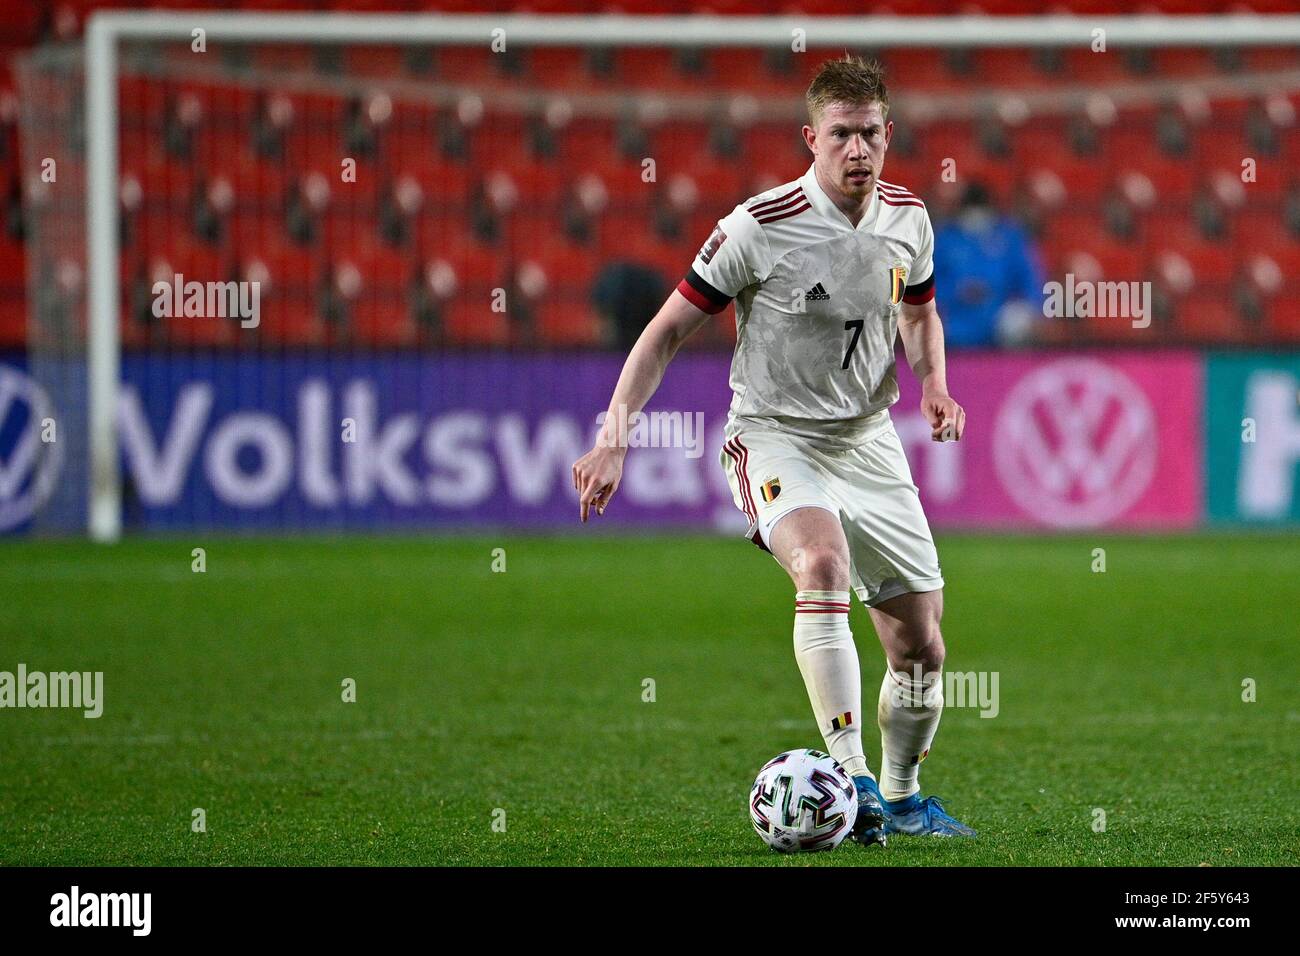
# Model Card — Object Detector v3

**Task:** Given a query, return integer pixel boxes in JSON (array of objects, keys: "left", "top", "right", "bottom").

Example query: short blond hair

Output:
[{"left": 806, "top": 54, "right": 890, "bottom": 127}]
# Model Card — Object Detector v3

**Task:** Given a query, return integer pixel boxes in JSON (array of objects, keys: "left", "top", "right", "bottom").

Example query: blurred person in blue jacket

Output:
[{"left": 933, "top": 182, "right": 1044, "bottom": 347}]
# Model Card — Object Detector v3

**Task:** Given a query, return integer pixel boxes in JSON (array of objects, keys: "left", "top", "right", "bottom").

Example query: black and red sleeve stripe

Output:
[
  {"left": 902, "top": 271, "right": 935, "bottom": 305},
  {"left": 676, "top": 267, "right": 732, "bottom": 314}
]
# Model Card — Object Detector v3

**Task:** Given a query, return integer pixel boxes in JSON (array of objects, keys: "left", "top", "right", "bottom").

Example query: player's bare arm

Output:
[
  {"left": 898, "top": 297, "right": 965, "bottom": 442},
  {"left": 571, "top": 289, "right": 710, "bottom": 522}
]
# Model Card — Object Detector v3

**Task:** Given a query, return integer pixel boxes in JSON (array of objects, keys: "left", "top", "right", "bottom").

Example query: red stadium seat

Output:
[
  {"left": 1141, "top": 215, "right": 1236, "bottom": 283},
  {"left": 971, "top": 49, "right": 1042, "bottom": 86},
  {"left": 343, "top": 46, "right": 408, "bottom": 79},
  {"left": 881, "top": 49, "right": 966, "bottom": 91},
  {"left": 558, "top": 118, "right": 619, "bottom": 165},
  {"left": 261, "top": 298, "right": 321, "bottom": 348},
  {"left": 435, "top": 47, "right": 499, "bottom": 85},
  {"left": 537, "top": 299, "right": 602, "bottom": 347},
  {"left": 1150, "top": 48, "right": 1216, "bottom": 77},
  {"left": 1263, "top": 285, "right": 1300, "bottom": 342},
  {"left": 684, "top": 162, "right": 749, "bottom": 214},
  {"left": 740, "top": 124, "right": 806, "bottom": 171},
  {"left": 613, "top": 49, "right": 695, "bottom": 92},
  {"left": 1176, "top": 299, "right": 1245, "bottom": 344},
  {"left": 2, "top": 14, "right": 1298, "bottom": 352},
  {"left": 708, "top": 49, "right": 793, "bottom": 94},
  {"left": 1116, "top": 158, "right": 1197, "bottom": 203},
  {"left": 525, "top": 47, "right": 594, "bottom": 91},
  {"left": 443, "top": 298, "right": 509, "bottom": 347}
]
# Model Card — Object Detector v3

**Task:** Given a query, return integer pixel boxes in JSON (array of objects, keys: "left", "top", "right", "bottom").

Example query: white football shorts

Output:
[{"left": 720, "top": 416, "right": 944, "bottom": 607}]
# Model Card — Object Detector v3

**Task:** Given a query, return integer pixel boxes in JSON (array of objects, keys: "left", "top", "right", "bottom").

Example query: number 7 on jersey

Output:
[{"left": 842, "top": 319, "right": 864, "bottom": 370}]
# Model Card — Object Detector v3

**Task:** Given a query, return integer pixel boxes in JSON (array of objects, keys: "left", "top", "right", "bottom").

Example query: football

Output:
[{"left": 748, "top": 749, "right": 858, "bottom": 853}]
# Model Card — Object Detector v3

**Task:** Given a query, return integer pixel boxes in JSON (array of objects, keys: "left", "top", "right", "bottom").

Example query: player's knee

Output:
[
  {"left": 922, "top": 630, "right": 946, "bottom": 672},
  {"left": 892, "top": 624, "right": 945, "bottom": 673},
  {"left": 910, "top": 595, "right": 945, "bottom": 669},
  {"left": 793, "top": 546, "right": 850, "bottom": 591}
]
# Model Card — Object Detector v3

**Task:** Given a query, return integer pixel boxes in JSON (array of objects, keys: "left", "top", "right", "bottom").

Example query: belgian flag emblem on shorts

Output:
[
  {"left": 889, "top": 267, "right": 908, "bottom": 305},
  {"left": 760, "top": 478, "right": 781, "bottom": 503}
]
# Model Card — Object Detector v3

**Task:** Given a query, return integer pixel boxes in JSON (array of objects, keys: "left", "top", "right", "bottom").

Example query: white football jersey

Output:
[{"left": 677, "top": 162, "right": 936, "bottom": 446}]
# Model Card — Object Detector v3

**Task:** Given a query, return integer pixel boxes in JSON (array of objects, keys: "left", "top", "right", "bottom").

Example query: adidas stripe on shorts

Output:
[{"left": 720, "top": 415, "right": 944, "bottom": 607}]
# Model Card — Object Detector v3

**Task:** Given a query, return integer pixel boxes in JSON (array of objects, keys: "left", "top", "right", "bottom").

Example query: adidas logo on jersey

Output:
[{"left": 805, "top": 282, "right": 830, "bottom": 301}]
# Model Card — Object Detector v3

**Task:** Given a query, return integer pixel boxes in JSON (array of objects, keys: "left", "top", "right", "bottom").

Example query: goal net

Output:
[{"left": 13, "top": 13, "right": 1300, "bottom": 538}]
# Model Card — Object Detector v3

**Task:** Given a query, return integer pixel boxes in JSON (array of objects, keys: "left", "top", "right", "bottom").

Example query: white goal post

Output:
[{"left": 81, "top": 11, "right": 1300, "bottom": 542}]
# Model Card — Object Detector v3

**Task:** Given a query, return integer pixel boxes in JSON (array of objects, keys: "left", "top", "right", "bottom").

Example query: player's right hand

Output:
[{"left": 572, "top": 443, "right": 625, "bottom": 523}]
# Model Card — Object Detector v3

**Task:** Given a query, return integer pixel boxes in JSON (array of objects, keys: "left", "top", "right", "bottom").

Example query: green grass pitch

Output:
[{"left": 1, "top": 532, "right": 1296, "bottom": 866}]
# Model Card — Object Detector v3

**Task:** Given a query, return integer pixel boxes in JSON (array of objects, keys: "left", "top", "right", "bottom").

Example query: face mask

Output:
[{"left": 960, "top": 207, "right": 995, "bottom": 232}]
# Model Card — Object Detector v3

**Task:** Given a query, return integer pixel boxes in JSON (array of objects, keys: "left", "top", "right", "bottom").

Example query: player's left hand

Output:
[{"left": 921, "top": 391, "right": 965, "bottom": 442}]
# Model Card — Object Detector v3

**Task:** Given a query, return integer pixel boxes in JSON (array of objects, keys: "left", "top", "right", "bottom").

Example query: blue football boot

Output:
[
  {"left": 851, "top": 776, "right": 888, "bottom": 847},
  {"left": 882, "top": 792, "right": 977, "bottom": 838}
]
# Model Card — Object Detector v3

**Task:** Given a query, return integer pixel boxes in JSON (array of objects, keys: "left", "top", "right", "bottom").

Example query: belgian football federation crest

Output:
[
  {"left": 760, "top": 477, "right": 782, "bottom": 503},
  {"left": 889, "top": 266, "right": 908, "bottom": 305}
]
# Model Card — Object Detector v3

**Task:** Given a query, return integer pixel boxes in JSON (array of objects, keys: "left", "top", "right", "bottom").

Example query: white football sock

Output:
[
  {"left": 792, "top": 590, "right": 872, "bottom": 781},
  {"left": 877, "top": 667, "right": 944, "bottom": 802}
]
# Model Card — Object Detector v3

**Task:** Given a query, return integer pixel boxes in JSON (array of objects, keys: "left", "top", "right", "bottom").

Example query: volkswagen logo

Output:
[
  {"left": 0, "top": 364, "right": 64, "bottom": 531},
  {"left": 993, "top": 359, "right": 1157, "bottom": 528}
]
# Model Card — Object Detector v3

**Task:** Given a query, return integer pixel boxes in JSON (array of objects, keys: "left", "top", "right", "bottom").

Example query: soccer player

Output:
[{"left": 571, "top": 55, "right": 975, "bottom": 843}]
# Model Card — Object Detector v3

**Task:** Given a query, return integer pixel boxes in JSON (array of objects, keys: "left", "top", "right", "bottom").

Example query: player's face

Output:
[{"left": 804, "top": 101, "right": 893, "bottom": 203}]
